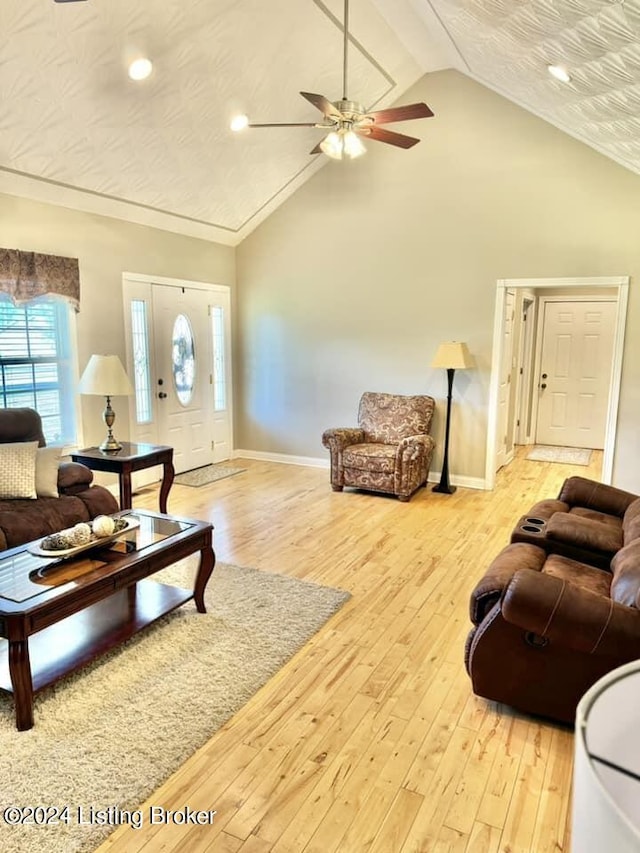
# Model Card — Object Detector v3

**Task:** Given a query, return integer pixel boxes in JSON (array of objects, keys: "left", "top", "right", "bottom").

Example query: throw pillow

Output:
[
  {"left": 0, "top": 441, "right": 39, "bottom": 500},
  {"left": 36, "top": 445, "right": 63, "bottom": 498}
]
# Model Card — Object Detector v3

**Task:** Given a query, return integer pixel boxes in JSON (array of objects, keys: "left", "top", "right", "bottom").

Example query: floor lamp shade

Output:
[
  {"left": 78, "top": 354, "right": 133, "bottom": 452},
  {"left": 432, "top": 342, "right": 472, "bottom": 494}
]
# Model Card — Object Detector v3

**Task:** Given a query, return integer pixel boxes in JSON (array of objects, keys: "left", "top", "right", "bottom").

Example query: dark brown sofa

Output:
[
  {"left": 511, "top": 476, "right": 640, "bottom": 569},
  {"left": 466, "top": 476, "right": 640, "bottom": 723},
  {"left": 465, "top": 539, "right": 640, "bottom": 723},
  {"left": 0, "top": 408, "right": 118, "bottom": 550}
]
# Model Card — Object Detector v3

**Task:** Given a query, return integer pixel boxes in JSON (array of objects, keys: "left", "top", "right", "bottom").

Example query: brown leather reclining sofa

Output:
[
  {"left": 0, "top": 408, "right": 118, "bottom": 551},
  {"left": 466, "top": 476, "right": 640, "bottom": 723}
]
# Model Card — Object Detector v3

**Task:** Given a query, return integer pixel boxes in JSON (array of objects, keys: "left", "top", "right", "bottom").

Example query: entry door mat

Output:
[
  {"left": 526, "top": 445, "right": 592, "bottom": 465},
  {"left": 174, "top": 465, "right": 246, "bottom": 487}
]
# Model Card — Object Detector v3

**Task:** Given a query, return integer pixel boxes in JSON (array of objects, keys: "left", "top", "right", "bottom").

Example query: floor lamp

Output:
[{"left": 432, "top": 341, "right": 472, "bottom": 494}]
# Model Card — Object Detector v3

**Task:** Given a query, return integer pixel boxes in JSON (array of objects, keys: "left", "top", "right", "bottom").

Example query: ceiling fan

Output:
[{"left": 232, "top": 0, "right": 434, "bottom": 159}]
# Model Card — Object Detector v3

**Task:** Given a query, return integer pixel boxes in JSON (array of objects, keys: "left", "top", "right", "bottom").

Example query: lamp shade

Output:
[
  {"left": 432, "top": 341, "right": 473, "bottom": 370},
  {"left": 78, "top": 355, "right": 133, "bottom": 396}
]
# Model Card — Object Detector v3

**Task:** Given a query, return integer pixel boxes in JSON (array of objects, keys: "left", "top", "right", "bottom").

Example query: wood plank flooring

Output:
[{"left": 95, "top": 447, "right": 603, "bottom": 853}]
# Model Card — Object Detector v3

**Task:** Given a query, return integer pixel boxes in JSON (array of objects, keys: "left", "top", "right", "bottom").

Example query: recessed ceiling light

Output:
[
  {"left": 128, "top": 58, "right": 153, "bottom": 81},
  {"left": 548, "top": 64, "right": 571, "bottom": 83},
  {"left": 230, "top": 114, "right": 249, "bottom": 132}
]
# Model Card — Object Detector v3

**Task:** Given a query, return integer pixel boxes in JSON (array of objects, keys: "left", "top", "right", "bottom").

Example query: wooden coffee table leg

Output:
[
  {"left": 194, "top": 544, "right": 215, "bottom": 614},
  {"left": 8, "top": 639, "right": 34, "bottom": 731}
]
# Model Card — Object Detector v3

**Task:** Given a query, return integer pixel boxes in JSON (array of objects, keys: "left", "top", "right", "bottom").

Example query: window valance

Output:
[{"left": 0, "top": 248, "right": 80, "bottom": 311}]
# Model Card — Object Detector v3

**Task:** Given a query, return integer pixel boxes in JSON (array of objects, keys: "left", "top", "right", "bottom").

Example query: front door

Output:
[
  {"left": 152, "top": 285, "right": 214, "bottom": 474},
  {"left": 535, "top": 300, "right": 616, "bottom": 449}
]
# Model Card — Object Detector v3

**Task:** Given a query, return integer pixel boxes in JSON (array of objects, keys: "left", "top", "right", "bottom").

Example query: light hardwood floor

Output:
[{"left": 96, "top": 446, "right": 603, "bottom": 853}]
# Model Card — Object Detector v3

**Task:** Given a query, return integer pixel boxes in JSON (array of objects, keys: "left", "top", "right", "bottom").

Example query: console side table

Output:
[{"left": 71, "top": 442, "right": 174, "bottom": 513}]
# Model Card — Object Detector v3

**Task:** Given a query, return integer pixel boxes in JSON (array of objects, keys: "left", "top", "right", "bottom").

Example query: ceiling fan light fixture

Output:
[
  {"left": 342, "top": 130, "right": 366, "bottom": 159},
  {"left": 319, "top": 132, "right": 343, "bottom": 159},
  {"left": 320, "top": 129, "right": 366, "bottom": 160}
]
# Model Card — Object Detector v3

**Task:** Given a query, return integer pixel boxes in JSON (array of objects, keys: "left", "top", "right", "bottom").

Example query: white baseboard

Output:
[
  {"left": 233, "top": 449, "right": 488, "bottom": 489},
  {"left": 233, "top": 449, "right": 330, "bottom": 468},
  {"left": 428, "top": 471, "right": 487, "bottom": 491}
]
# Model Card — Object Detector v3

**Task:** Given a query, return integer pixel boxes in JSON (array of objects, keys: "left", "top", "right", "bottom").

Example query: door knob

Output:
[
  {"left": 542, "top": 373, "right": 548, "bottom": 379},
  {"left": 158, "top": 391, "right": 167, "bottom": 399},
  {"left": 540, "top": 383, "right": 547, "bottom": 390}
]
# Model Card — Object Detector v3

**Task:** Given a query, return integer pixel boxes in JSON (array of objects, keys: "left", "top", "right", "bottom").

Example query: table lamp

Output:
[
  {"left": 431, "top": 341, "right": 472, "bottom": 494},
  {"left": 78, "top": 354, "right": 133, "bottom": 452}
]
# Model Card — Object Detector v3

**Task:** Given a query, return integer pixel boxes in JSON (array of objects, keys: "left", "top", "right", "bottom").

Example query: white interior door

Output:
[
  {"left": 495, "top": 289, "right": 515, "bottom": 471},
  {"left": 153, "top": 285, "right": 214, "bottom": 474},
  {"left": 535, "top": 300, "right": 616, "bottom": 449}
]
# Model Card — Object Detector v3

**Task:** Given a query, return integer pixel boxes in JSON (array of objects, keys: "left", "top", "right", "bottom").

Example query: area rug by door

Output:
[
  {"left": 174, "top": 465, "right": 246, "bottom": 487},
  {"left": 0, "top": 562, "right": 350, "bottom": 853},
  {"left": 526, "top": 445, "right": 592, "bottom": 465}
]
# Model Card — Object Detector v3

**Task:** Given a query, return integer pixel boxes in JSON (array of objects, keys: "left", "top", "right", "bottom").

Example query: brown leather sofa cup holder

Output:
[
  {"left": 521, "top": 523, "right": 545, "bottom": 533},
  {"left": 525, "top": 517, "right": 546, "bottom": 526}
]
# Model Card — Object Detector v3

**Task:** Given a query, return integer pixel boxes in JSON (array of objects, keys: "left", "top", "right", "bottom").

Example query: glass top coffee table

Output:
[{"left": 0, "top": 510, "right": 214, "bottom": 730}]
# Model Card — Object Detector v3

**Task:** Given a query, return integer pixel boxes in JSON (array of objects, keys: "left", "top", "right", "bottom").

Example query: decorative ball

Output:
[
  {"left": 69, "top": 523, "right": 92, "bottom": 546},
  {"left": 92, "top": 515, "right": 115, "bottom": 538},
  {"left": 42, "top": 532, "right": 73, "bottom": 551}
]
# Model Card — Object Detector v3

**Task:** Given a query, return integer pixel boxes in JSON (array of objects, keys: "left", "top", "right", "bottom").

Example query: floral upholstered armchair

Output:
[{"left": 322, "top": 392, "right": 436, "bottom": 502}]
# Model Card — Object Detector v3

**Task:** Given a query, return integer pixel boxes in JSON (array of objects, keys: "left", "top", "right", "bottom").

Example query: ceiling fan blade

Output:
[
  {"left": 365, "top": 103, "right": 434, "bottom": 125},
  {"left": 309, "top": 142, "right": 323, "bottom": 155},
  {"left": 361, "top": 126, "right": 421, "bottom": 149},
  {"left": 300, "top": 92, "right": 342, "bottom": 121},
  {"left": 53, "top": 0, "right": 88, "bottom": 3},
  {"left": 248, "top": 122, "right": 320, "bottom": 128}
]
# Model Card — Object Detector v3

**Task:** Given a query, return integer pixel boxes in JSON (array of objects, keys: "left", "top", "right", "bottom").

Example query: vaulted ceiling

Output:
[{"left": 2, "top": 0, "right": 639, "bottom": 246}]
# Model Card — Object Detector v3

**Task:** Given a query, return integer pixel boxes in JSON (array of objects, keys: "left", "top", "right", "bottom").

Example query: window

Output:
[
  {"left": 130, "top": 299, "right": 152, "bottom": 423},
  {"left": 211, "top": 305, "right": 227, "bottom": 411},
  {"left": 171, "top": 313, "right": 195, "bottom": 406},
  {"left": 0, "top": 296, "right": 77, "bottom": 444}
]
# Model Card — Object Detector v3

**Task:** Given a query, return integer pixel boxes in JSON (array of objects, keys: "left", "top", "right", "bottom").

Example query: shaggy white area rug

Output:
[
  {"left": 0, "top": 561, "right": 350, "bottom": 853},
  {"left": 174, "top": 466, "right": 246, "bottom": 487},
  {"left": 526, "top": 445, "right": 592, "bottom": 465}
]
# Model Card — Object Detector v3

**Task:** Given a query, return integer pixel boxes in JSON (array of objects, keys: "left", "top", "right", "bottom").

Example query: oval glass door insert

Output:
[{"left": 171, "top": 314, "right": 195, "bottom": 405}]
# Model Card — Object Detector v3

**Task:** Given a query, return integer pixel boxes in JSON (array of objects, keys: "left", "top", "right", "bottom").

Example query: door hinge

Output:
[
  {"left": 211, "top": 440, "right": 214, "bottom": 450},
  {"left": 516, "top": 418, "right": 520, "bottom": 427},
  {"left": 207, "top": 305, "right": 211, "bottom": 317},
  {"left": 209, "top": 373, "right": 213, "bottom": 385}
]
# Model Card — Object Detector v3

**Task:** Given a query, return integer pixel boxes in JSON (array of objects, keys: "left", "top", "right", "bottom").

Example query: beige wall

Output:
[
  {"left": 236, "top": 69, "right": 640, "bottom": 489},
  {"left": 2, "top": 69, "right": 639, "bottom": 491},
  {"left": 1, "top": 193, "right": 235, "bottom": 449}
]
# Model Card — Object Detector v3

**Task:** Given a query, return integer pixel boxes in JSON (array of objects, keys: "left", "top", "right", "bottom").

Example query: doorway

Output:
[
  {"left": 122, "top": 273, "right": 233, "bottom": 479},
  {"left": 486, "top": 276, "right": 629, "bottom": 489}
]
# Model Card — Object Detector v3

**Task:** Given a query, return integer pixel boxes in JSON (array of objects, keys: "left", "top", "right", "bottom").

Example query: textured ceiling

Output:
[
  {"left": 1, "top": 0, "right": 639, "bottom": 245},
  {"left": 427, "top": 0, "right": 640, "bottom": 177}
]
